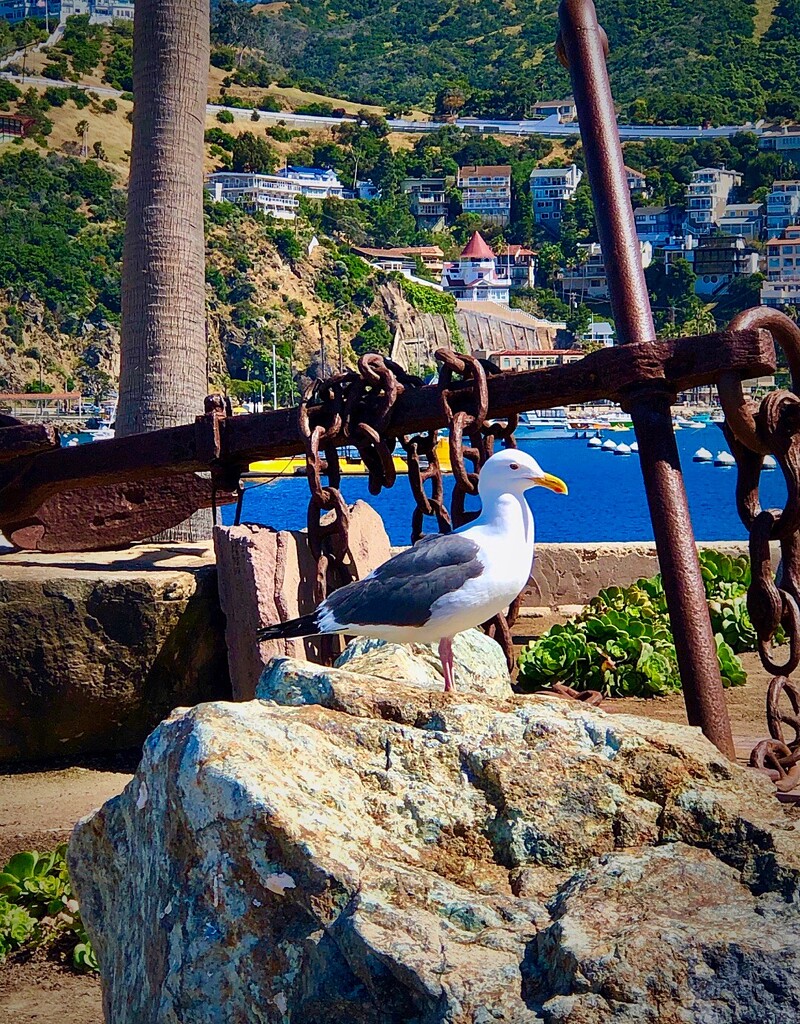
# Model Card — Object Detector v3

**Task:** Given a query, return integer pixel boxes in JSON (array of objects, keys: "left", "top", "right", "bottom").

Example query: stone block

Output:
[
  {"left": 214, "top": 501, "right": 391, "bottom": 700},
  {"left": 0, "top": 543, "right": 230, "bottom": 764}
]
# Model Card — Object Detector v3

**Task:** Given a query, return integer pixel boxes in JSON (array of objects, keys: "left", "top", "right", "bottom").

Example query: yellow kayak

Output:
[{"left": 248, "top": 438, "right": 453, "bottom": 477}]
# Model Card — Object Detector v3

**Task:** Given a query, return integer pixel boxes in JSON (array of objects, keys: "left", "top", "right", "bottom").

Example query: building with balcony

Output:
[
  {"left": 766, "top": 181, "right": 800, "bottom": 236},
  {"left": 625, "top": 166, "right": 648, "bottom": 197},
  {"left": 718, "top": 202, "right": 764, "bottom": 241},
  {"left": 692, "top": 235, "right": 759, "bottom": 296},
  {"left": 205, "top": 172, "right": 301, "bottom": 221},
  {"left": 557, "top": 241, "right": 653, "bottom": 301},
  {"left": 352, "top": 245, "right": 444, "bottom": 278},
  {"left": 529, "top": 163, "right": 583, "bottom": 236},
  {"left": 686, "top": 167, "right": 742, "bottom": 234},
  {"left": 442, "top": 232, "right": 511, "bottom": 304},
  {"left": 0, "top": 113, "right": 35, "bottom": 140},
  {"left": 59, "top": 0, "right": 134, "bottom": 18},
  {"left": 277, "top": 166, "right": 346, "bottom": 201},
  {"left": 476, "top": 348, "right": 585, "bottom": 371},
  {"left": 758, "top": 126, "right": 800, "bottom": 161},
  {"left": 531, "top": 97, "right": 577, "bottom": 123},
  {"left": 457, "top": 164, "right": 512, "bottom": 226},
  {"left": 401, "top": 177, "right": 451, "bottom": 231},
  {"left": 495, "top": 245, "right": 538, "bottom": 291},
  {"left": 761, "top": 225, "right": 800, "bottom": 307},
  {"left": 632, "top": 205, "right": 684, "bottom": 244}
]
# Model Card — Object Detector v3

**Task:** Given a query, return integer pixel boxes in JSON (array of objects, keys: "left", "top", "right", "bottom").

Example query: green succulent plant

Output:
[
  {"left": 0, "top": 845, "right": 97, "bottom": 972},
  {"left": 518, "top": 550, "right": 758, "bottom": 698}
]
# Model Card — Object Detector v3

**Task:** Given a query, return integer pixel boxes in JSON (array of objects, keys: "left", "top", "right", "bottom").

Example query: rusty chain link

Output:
[
  {"left": 720, "top": 307, "right": 800, "bottom": 798},
  {"left": 435, "top": 348, "right": 522, "bottom": 671}
]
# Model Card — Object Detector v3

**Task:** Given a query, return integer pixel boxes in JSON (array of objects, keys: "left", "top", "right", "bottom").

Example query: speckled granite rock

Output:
[
  {"left": 331, "top": 629, "right": 512, "bottom": 696},
  {"left": 69, "top": 661, "right": 800, "bottom": 1024}
]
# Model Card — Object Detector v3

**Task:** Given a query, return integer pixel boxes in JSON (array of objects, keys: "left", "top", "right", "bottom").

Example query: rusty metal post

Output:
[{"left": 558, "top": 0, "right": 735, "bottom": 757}]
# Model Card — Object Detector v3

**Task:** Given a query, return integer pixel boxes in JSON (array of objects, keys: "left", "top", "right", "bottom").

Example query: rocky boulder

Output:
[{"left": 69, "top": 652, "right": 800, "bottom": 1024}]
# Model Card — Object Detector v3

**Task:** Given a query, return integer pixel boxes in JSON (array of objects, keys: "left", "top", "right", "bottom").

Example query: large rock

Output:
[
  {"left": 69, "top": 658, "right": 800, "bottom": 1024},
  {"left": 0, "top": 543, "right": 230, "bottom": 763}
]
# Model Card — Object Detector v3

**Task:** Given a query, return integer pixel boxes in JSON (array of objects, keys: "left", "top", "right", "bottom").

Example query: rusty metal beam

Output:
[
  {"left": 0, "top": 328, "right": 775, "bottom": 530},
  {"left": 0, "top": 422, "right": 60, "bottom": 463},
  {"left": 558, "top": 0, "right": 736, "bottom": 758}
]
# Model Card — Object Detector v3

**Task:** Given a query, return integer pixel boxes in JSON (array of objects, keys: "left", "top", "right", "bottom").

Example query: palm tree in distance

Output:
[{"left": 115, "top": 0, "right": 211, "bottom": 539}]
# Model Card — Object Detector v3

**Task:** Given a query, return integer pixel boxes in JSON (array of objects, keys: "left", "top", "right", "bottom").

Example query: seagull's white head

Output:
[{"left": 477, "top": 448, "right": 568, "bottom": 499}]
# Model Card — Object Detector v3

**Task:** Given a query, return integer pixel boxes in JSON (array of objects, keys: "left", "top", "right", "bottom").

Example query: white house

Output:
[
  {"left": 277, "top": 166, "right": 346, "bottom": 200},
  {"left": 558, "top": 241, "right": 653, "bottom": 301},
  {"left": 442, "top": 232, "right": 511, "bottom": 304},
  {"left": 457, "top": 165, "right": 512, "bottom": 225},
  {"left": 205, "top": 172, "right": 301, "bottom": 220},
  {"left": 766, "top": 181, "right": 800, "bottom": 236},
  {"left": 686, "top": 167, "right": 742, "bottom": 234}
]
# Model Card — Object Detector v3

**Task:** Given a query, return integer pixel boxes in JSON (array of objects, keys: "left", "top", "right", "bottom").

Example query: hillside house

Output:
[
  {"left": 352, "top": 245, "right": 444, "bottom": 277},
  {"left": 692, "top": 235, "right": 759, "bottom": 296},
  {"left": 766, "top": 181, "right": 800, "bottom": 236},
  {"left": 529, "top": 163, "right": 583, "bottom": 236},
  {"left": 278, "top": 166, "right": 346, "bottom": 200},
  {"left": 476, "top": 349, "right": 585, "bottom": 371},
  {"left": 686, "top": 167, "right": 742, "bottom": 234},
  {"left": 557, "top": 242, "right": 653, "bottom": 301},
  {"left": 205, "top": 173, "right": 301, "bottom": 220},
  {"left": 495, "top": 245, "right": 538, "bottom": 290},
  {"left": 401, "top": 177, "right": 451, "bottom": 231},
  {"left": 625, "top": 166, "right": 648, "bottom": 197},
  {"left": 761, "top": 225, "right": 800, "bottom": 307},
  {"left": 531, "top": 98, "right": 577, "bottom": 123},
  {"left": 758, "top": 126, "right": 800, "bottom": 161},
  {"left": 442, "top": 232, "right": 511, "bottom": 304},
  {"left": 457, "top": 165, "right": 512, "bottom": 225},
  {"left": 718, "top": 203, "right": 764, "bottom": 241},
  {"left": 633, "top": 205, "right": 684, "bottom": 244}
]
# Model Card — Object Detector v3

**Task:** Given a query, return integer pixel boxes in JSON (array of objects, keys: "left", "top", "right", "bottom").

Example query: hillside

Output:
[{"left": 211, "top": 0, "right": 800, "bottom": 125}]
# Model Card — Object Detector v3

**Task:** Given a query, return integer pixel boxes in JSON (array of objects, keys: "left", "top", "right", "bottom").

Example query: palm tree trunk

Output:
[{"left": 116, "top": 0, "right": 211, "bottom": 540}]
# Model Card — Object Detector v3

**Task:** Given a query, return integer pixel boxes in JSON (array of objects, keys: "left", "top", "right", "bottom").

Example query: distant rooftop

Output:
[{"left": 457, "top": 164, "right": 512, "bottom": 178}]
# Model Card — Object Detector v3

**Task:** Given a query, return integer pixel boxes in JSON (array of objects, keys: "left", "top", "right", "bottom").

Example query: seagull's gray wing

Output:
[{"left": 323, "top": 532, "right": 484, "bottom": 628}]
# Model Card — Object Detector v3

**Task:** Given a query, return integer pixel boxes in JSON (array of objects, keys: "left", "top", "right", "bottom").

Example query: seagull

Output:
[{"left": 257, "top": 449, "right": 568, "bottom": 691}]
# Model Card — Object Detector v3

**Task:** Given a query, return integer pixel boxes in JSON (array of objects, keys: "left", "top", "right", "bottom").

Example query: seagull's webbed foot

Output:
[{"left": 438, "top": 637, "right": 454, "bottom": 693}]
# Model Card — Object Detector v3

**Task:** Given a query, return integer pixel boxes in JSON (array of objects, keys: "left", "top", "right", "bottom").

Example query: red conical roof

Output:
[{"left": 460, "top": 231, "right": 495, "bottom": 259}]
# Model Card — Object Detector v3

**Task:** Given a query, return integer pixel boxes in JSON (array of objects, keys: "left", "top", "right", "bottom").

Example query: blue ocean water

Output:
[{"left": 221, "top": 427, "right": 788, "bottom": 546}]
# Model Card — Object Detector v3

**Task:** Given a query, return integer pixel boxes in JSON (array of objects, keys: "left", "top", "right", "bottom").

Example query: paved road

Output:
[{"left": 0, "top": 70, "right": 764, "bottom": 141}]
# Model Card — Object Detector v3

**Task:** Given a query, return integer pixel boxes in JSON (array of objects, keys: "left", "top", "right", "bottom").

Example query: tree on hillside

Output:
[{"left": 116, "top": 0, "right": 211, "bottom": 540}]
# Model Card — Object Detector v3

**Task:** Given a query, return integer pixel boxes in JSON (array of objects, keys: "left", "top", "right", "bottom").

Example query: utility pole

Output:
[
  {"left": 271, "top": 342, "right": 277, "bottom": 409},
  {"left": 317, "top": 317, "right": 326, "bottom": 376},
  {"left": 336, "top": 315, "right": 343, "bottom": 372}
]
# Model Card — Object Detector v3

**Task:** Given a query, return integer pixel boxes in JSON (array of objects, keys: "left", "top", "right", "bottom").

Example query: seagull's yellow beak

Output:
[{"left": 537, "top": 473, "right": 569, "bottom": 495}]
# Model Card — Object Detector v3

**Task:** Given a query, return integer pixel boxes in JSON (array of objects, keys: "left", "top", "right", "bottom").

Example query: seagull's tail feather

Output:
[{"left": 256, "top": 613, "right": 320, "bottom": 642}]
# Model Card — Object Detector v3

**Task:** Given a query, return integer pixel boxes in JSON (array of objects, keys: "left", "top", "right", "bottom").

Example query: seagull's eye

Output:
[{"left": 509, "top": 462, "right": 520, "bottom": 471}]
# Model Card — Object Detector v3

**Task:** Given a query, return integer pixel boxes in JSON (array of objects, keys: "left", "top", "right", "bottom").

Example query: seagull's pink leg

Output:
[{"left": 439, "top": 637, "right": 455, "bottom": 692}]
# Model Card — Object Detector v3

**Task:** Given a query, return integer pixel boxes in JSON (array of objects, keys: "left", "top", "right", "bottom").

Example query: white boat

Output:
[
  {"left": 587, "top": 435, "right": 603, "bottom": 448},
  {"left": 763, "top": 455, "right": 777, "bottom": 470},
  {"left": 630, "top": 441, "right": 639, "bottom": 453},
  {"left": 516, "top": 408, "right": 579, "bottom": 440},
  {"left": 601, "top": 439, "right": 618, "bottom": 452},
  {"left": 675, "top": 416, "right": 705, "bottom": 429},
  {"left": 614, "top": 443, "right": 632, "bottom": 456},
  {"left": 693, "top": 447, "right": 713, "bottom": 463},
  {"left": 714, "top": 451, "right": 735, "bottom": 467}
]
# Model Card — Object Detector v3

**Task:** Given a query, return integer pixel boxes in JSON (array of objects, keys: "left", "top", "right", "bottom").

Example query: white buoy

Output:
[
  {"left": 714, "top": 451, "right": 735, "bottom": 467},
  {"left": 693, "top": 447, "right": 713, "bottom": 463},
  {"left": 587, "top": 435, "right": 603, "bottom": 448},
  {"left": 601, "top": 438, "right": 618, "bottom": 452},
  {"left": 763, "top": 454, "right": 777, "bottom": 470},
  {"left": 630, "top": 441, "right": 639, "bottom": 453},
  {"left": 614, "top": 442, "right": 631, "bottom": 456}
]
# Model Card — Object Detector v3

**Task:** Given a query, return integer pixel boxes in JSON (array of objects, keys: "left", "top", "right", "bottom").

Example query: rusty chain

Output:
[
  {"left": 434, "top": 348, "right": 522, "bottom": 671},
  {"left": 720, "top": 307, "right": 800, "bottom": 799}
]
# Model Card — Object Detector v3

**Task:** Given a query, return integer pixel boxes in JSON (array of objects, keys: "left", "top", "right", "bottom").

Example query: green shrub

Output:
[
  {"left": 0, "top": 846, "right": 97, "bottom": 972},
  {"left": 517, "top": 551, "right": 757, "bottom": 697},
  {"left": 216, "top": 109, "right": 234, "bottom": 124}
]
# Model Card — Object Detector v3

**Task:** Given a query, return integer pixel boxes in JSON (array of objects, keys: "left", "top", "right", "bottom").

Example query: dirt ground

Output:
[{"left": 0, "top": 635, "right": 787, "bottom": 1024}]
